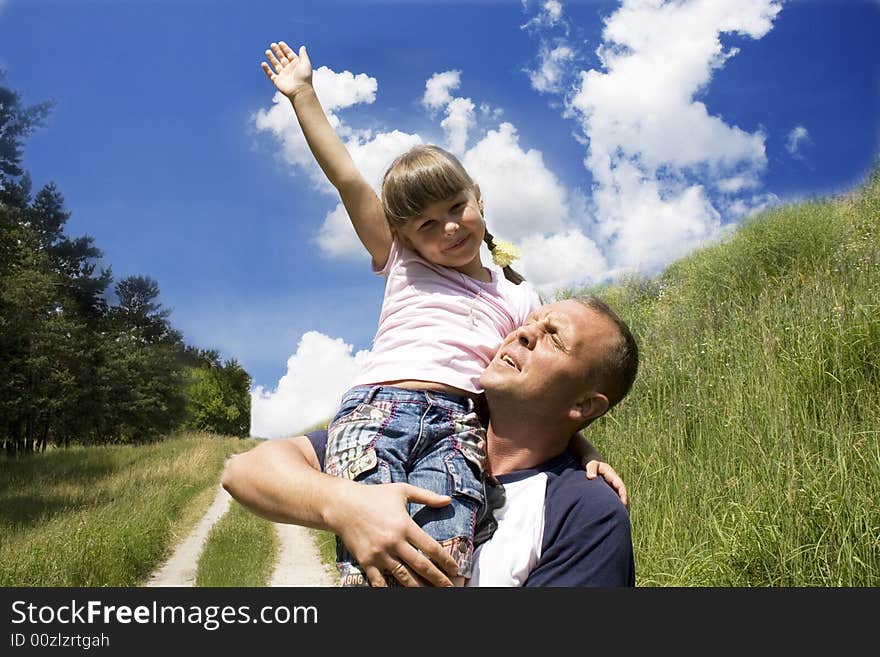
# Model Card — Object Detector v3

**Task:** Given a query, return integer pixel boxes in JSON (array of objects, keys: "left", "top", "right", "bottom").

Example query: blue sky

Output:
[{"left": 1, "top": 0, "right": 877, "bottom": 437}]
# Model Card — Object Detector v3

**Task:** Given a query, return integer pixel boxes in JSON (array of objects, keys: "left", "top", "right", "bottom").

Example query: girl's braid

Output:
[{"left": 483, "top": 229, "right": 525, "bottom": 285}]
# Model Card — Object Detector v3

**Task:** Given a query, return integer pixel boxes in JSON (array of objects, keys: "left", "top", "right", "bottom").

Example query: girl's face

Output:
[{"left": 397, "top": 188, "right": 486, "bottom": 276}]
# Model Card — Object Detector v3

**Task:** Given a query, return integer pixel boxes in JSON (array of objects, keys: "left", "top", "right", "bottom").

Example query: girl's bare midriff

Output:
[{"left": 375, "top": 379, "right": 482, "bottom": 402}]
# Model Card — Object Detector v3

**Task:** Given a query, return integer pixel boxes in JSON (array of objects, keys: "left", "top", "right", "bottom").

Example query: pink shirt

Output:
[{"left": 353, "top": 239, "right": 541, "bottom": 394}]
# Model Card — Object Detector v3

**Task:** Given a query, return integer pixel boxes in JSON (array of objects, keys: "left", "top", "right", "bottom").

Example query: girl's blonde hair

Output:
[{"left": 381, "top": 144, "right": 525, "bottom": 284}]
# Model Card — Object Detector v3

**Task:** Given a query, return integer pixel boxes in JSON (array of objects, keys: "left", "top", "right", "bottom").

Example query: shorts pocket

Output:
[
  {"left": 443, "top": 457, "right": 485, "bottom": 505},
  {"left": 325, "top": 402, "right": 392, "bottom": 480}
]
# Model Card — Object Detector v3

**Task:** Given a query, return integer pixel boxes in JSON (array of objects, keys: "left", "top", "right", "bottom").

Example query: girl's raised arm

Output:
[{"left": 262, "top": 41, "right": 392, "bottom": 268}]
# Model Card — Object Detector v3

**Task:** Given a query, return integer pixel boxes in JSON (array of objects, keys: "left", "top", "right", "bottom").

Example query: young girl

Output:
[{"left": 261, "top": 40, "right": 617, "bottom": 586}]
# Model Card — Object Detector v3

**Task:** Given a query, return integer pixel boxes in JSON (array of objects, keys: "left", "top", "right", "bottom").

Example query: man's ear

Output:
[{"left": 568, "top": 393, "right": 609, "bottom": 425}]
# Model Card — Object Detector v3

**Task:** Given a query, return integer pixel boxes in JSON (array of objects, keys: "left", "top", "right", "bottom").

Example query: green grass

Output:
[
  {"left": 311, "top": 528, "right": 339, "bottom": 577},
  {"left": 0, "top": 433, "right": 257, "bottom": 586},
  {"left": 565, "top": 168, "right": 880, "bottom": 585},
  {"left": 195, "top": 501, "right": 279, "bottom": 587}
]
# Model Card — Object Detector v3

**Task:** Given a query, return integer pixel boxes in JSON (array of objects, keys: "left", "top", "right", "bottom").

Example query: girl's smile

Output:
[{"left": 398, "top": 189, "right": 489, "bottom": 280}]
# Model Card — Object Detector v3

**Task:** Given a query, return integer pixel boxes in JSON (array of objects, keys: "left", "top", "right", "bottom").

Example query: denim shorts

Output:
[{"left": 325, "top": 384, "right": 491, "bottom": 586}]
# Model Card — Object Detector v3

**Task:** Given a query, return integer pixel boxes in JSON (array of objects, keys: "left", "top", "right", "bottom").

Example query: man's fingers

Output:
[
  {"left": 364, "top": 565, "right": 388, "bottom": 588},
  {"left": 260, "top": 61, "right": 274, "bottom": 81},
  {"left": 385, "top": 559, "right": 423, "bottom": 588},
  {"left": 402, "top": 483, "right": 452, "bottom": 508},
  {"left": 397, "top": 543, "right": 454, "bottom": 587},
  {"left": 405, "top": 527, "right": 459, "bottom": 577}
]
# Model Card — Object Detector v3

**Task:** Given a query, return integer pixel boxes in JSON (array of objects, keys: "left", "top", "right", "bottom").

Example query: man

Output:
[{"left": 223, "top": 296, "right": 639, "bottom": 586}]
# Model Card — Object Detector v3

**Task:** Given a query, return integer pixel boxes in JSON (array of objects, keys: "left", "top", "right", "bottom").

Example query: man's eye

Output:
[{"left": 418, "top": 220, "right": 437, "bottom": 232}]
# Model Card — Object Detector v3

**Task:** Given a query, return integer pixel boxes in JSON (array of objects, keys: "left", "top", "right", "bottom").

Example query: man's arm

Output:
[
  {"left": 221, "top": 435, "right": 458, "bottom": 586},
  {"left": 262, "top": 41, "right": 391, "bottom": 267}
]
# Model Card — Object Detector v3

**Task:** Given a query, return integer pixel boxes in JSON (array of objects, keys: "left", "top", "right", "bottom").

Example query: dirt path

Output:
[
  {"left": 144, "top": 478, "right": 335, "bottom": 587},
  {"left": 146, "top": 482, "right": 232, "bottom": 587},
  {"left": 269, "top": 524, "right": 336, "bottom": 587}
]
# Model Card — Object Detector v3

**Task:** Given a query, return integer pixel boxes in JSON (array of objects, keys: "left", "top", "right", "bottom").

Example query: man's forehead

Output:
[
  {"left": 531, "top": 300, "right": 589, "bottom": 323},
  {"left": 535, "top": 300, "right": 617, "bottom": 343}
]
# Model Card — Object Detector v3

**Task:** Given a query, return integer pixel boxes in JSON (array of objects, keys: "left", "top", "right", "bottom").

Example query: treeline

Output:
[{"left": 0, "top": 76, "right": 250, "bottom": 455}]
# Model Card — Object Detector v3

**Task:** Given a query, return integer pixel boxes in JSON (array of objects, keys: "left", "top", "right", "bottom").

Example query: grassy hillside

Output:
[
  {"left": 0, "top": 433, "right": 257, "bottom": 586},
  {"left": 568, "top": 168, "right": 879, "bottom": 585}
]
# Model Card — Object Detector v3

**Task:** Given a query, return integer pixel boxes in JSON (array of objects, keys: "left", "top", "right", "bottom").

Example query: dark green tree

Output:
[
  {"left": 1, "top": 74, "right": 251, "bottom": 451},
  {"left": 100, "top": 276, "right": 188, "bottom": 442},
  {"left": 184, "top": 358, "right": 252, "bottom": 437},
  {"left": 0, "top": 72, "right": 52, "bottom": 209}
]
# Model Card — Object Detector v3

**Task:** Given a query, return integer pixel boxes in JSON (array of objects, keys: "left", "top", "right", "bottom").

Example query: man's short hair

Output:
[{"left": 574, "top": 296, "right": 639, "bottom": 411}]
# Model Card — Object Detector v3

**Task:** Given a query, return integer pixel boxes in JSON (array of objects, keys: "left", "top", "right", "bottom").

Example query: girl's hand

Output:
[
  {"left": 261, "top": 40, "right": 313, "bottom": 99},
  {"left": 585, "top": 460, "right": 630, "bottom": 511}
]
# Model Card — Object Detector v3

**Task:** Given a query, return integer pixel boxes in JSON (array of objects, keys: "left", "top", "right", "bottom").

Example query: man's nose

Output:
[
  {"left": 444, "top": 219, "right": 459, "bottom": 235},
  {"left": 517, "top": 324, "right": 538, "bottom": 349}
]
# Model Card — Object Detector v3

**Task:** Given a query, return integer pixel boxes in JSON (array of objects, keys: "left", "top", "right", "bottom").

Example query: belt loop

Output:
[{"left": 365, "top": 385, "right": 382, "bottom": 405}]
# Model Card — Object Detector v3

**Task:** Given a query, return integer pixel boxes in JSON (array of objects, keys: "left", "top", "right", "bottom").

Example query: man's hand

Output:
[
  {"left": 261, "top": 40, "right": 313, "bottom": 99},
  {"left": 585, "top": 460, "right": 629, "bottom": 511},
  {"left": 329, "top": 481, "right": 460, "bottom": 587}
]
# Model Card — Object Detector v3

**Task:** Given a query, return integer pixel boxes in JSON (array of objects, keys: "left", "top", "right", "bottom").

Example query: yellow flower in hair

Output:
[{"left": 491, "top": 239, "right": 521, "bottom": 268}]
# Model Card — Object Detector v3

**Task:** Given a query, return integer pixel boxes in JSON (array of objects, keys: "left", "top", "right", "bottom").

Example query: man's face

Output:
[{"left": 480, "top": 300, "right": 617, "bottom": 419}]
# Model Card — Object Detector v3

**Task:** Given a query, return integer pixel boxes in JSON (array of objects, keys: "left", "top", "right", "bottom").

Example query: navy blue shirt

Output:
[{"left": 307, "top": 430, "right": 634, "bottom": 587}]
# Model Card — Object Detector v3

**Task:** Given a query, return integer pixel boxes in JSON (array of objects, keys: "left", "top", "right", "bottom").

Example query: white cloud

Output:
[
  {"left": 479, "top": 103, "right": 504, "bottom": 120},
  {"left": 716, "top": 174, "right": 760, "bottom": 193},
  {"left": 718, "top": 191, "right": 779, "bottom": 220},
  {"left": 527, "top": 44, "right": 576, "bottom": 94},
  {"left": 518, "top": 229, "right": 608, "bottom": 292},
  {"left": 345, "top": 129, "right": 425, "bottom": 192},
  {"left": 522, "top": 0, "right": 575, "bottom": 94},
  {"left": 591, "top": 159, "right": 722, "bottom": 271},
  {"left": 441, "top": 97, "right": 476, "bottom": 156},
  {"left": 423, "top": 70, "right": 461, "bottom": 110},
  {"left": 522, "top": 0, "right": 565, "bottom": 30},
  {"left": 314, "top": 202, "right": 363, "bottom": 258},
  {"left": 250, "top": 331, "right": 371, "bottom": 438},
  {"left": 461, "top": 123, "right": 609, "bottom": 291},
  {"left": 786, "top": 125, "right": 809, "bottom": 157},
  {"left": 463, "top": 122, "right": 571, "bottom": 242},
  {"left": 424, "top": 71, "right": 476, "bottom": 155},
  {"left": 312, "top": 66, "right": 377, "bottom": 111},
  {"left": 563, "top": 0, "right": 783, "bottom": 271}
]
